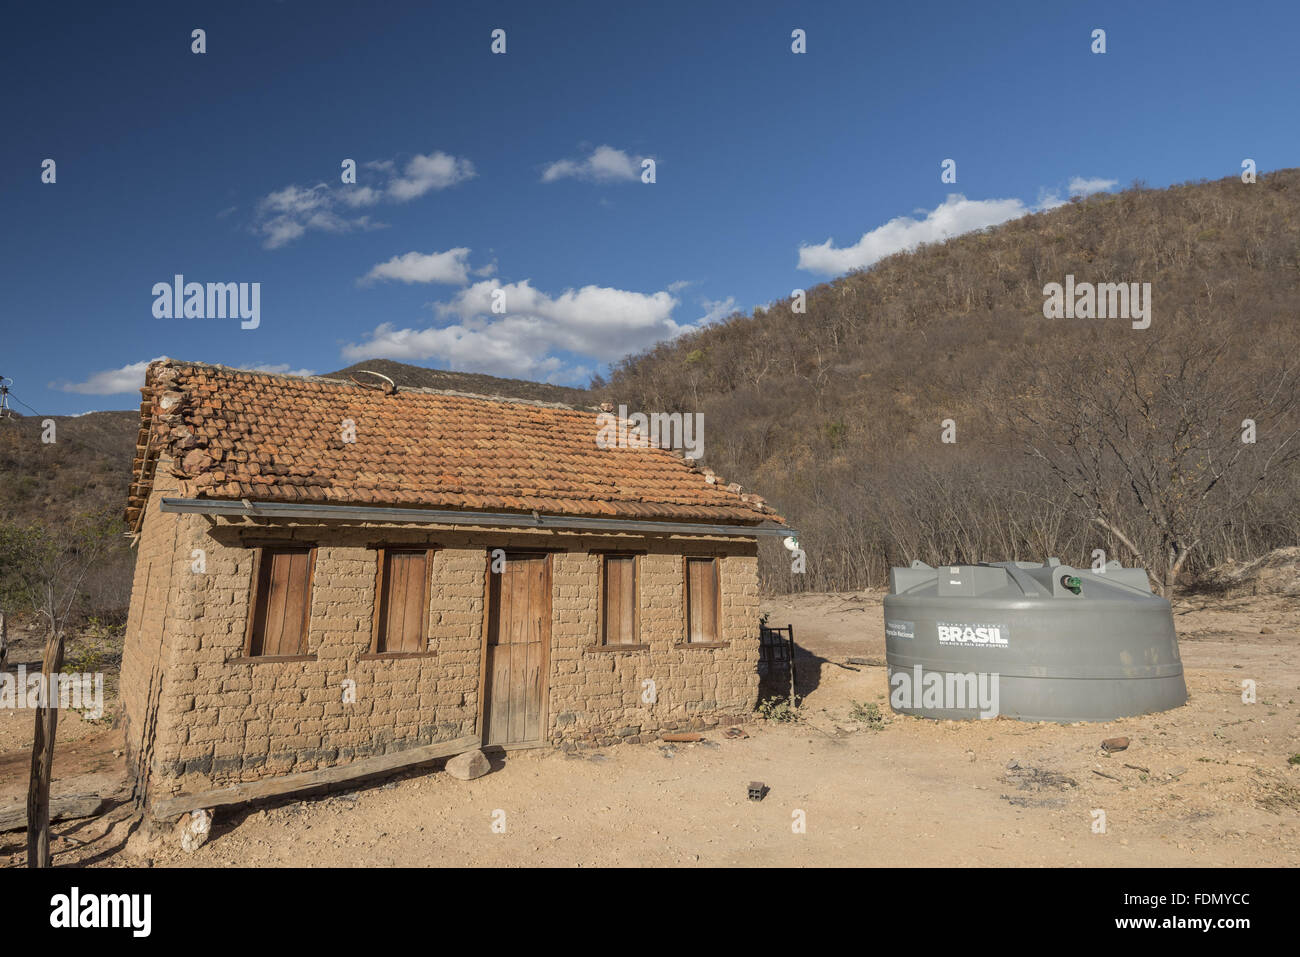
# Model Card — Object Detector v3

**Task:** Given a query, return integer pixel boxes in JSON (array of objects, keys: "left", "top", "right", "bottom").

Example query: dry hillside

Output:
[{"left": 600, "top": 170, "right": 1300, "bottom": 591}]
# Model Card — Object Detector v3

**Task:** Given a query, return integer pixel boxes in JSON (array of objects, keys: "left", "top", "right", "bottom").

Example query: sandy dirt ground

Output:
[{"left": 1, "top": 590, "right": 1297, "bottom": 867}]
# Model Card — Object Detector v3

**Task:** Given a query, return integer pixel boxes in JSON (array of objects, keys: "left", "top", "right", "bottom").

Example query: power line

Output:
[
  {"left": 8, "top": 392, "right": 39, "bottom": 416},
  {"left": 9, "top": 392, "right": 40, "bottom": 416}
]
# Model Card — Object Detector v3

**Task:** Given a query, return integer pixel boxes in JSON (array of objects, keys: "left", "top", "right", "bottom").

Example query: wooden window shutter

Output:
[
  {"left": 374, "top": 549, "right": 431, "bottom": 654},
  {"left": 248, "top": 547, "right": 315, "bottom": 657},
  {"left": 685, "top": 557, "right": 720, "bottom": 643},
  {"left": 601, "top": 554, "right": 638, "bottom": 645}
]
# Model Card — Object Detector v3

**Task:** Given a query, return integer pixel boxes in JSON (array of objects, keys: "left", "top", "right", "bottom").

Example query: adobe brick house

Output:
[{"left": 120, "top": 360, "right": 789, "bottom": 808}]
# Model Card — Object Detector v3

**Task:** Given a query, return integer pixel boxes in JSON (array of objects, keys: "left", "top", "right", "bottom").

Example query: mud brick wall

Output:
[
  {"left": 548, "top": 548, "right": 761, "bottom": 749},
  {"left": 145, "top": 527, "right": 485, "bottom": 797},
  {"left": 121, "top": 506, "right": 762, "bottom": 801},
  {"left": 119, "top": 459, "right": 186, "bottom": 789}
]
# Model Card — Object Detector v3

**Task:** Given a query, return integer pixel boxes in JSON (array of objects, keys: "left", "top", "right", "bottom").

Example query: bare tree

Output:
[
  {"left": 1000, "top": 321, "right": 1300, "bottom": 594},
  {"left": 0, "top": 508, "right": 123, "bottom": 641}
]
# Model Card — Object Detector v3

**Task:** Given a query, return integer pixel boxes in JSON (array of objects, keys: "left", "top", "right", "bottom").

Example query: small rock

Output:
[
  {"left": 175, "top": 809, "right": 212, "bottom": 853},
  {"left": 1260, "top": 627, "right": 1274, "bottom": 635},
  {"left": 1101, "top": 736, "right": 1130, "bottom": 753},
  {"left": 445, "top": 749, "right": 491, "bottom": 781}
]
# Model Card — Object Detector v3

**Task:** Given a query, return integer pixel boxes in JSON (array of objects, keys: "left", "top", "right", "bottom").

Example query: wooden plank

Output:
[
  {"left": 508, "top": 561, "right": 529, "bottom": 743},
  {"left": 483, "top": 559, "right": 502, "bottom": 746},
  {"left": 420, "top": 548, "right": 433, "bottom": 652},
  {"left": 686, "top": 557, "right": 719, "bottom": 643},
  {"left": 388, "top": 550, "right": 408, "bottom": 649},
  {"left": 536, "top": 553, "right": 552, "bottom": 743},
  {"left": 0, "top": 794, "right": 104, "bottom": 833},
  {"left": 369, "top": 547, "right": 387, "bottom": 653},
  {"left": 620, "top": 559, "right": 635, "bottom": 642},
  {"left": 27, "top": 632, "right": 64, "bottom": 867},
  {"left": 399, "top": 552, "right": 425, "bottom": 652},
  {"left": 244, "top": 548, "right": 267, "bottom": 656},
  {"left": 632, "top": 554, "right": 641, "bottom": 646},
  {"left": 603, "top": 556, "right": 619, "bottom": 644},
  {"left": 258, "top": 550, "right": 288, "bottom": 655},
  {"left": 486, "top": 646, "right": 506, "bottom": 746},
  {"left": 300, "top": 547, "right": 317, "bottom": 654},
  {"left": 151, "top": 734, "right": 482, "bottom": 819},
  {"left": 279, "top": 549, "right": 309, "bottom": 656},
  {"left": 524, "top": 558, "right": 544, "bottom": 741}
]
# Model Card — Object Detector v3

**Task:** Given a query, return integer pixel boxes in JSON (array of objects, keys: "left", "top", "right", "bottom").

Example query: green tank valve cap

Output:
[{"left": 1061, "top": 575, "right": 1082, "bottom": 595}]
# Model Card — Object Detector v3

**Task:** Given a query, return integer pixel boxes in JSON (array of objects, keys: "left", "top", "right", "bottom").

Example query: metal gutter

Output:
[{"left": 158, "top": 497, "right": 796, "bottom": 538}]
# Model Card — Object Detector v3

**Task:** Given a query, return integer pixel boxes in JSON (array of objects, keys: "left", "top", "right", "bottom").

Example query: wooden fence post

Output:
[
  {"left": 788, "top": 624, "right": 797, "bottom": 707},
  {"left": 27, "top": 631, "right": 64, "bottom": 868}
]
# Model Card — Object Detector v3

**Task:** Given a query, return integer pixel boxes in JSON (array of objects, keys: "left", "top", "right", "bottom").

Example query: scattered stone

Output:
[
  {"left": 722, "top": 727, "right": 749, "bottom": 740},
  {"left": 176, "top": 809, "right": 212, "bottom": 853},
  {"left": 445, "top": 749, "right": 491, "bottom": 781},
  {"left": 1102, "top": 736, "right": 1130, "bottom": 753},
  {"left": 1261, "top": 627, "right": 1274, "bottom": 635}
]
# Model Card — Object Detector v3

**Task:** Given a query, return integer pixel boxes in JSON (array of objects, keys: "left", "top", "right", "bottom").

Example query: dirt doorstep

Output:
[{"left": 2, "top": 590, "right": 1297, "bottom": 868}]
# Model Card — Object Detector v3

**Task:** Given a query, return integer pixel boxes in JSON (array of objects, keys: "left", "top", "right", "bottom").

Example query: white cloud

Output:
[
  {"left": 1036, "top": 188, "right": 1067, "bottom": 212},
  {"left": 795, "top": 178, "right": 1117, "bottom": 277},
  {"left": 361, "top": 248, "right": 474, "bottom": 286},
  {"left": 698, "top": 296, "right": 737, "bottom": 324},
  {"left": 52, "top": 358, "right": 316, "bottom": 395},
  {"left": 52, "top": 358, "right": 164, "bottom": 395},
  {"left": 387, "top": 152, "right": 476, "bottom": 200},
  {"left": 1068, "top": 176, "right": 1118, "bottom": 196},
  {"left": 542, "top": 145, "right": 646, "bottom": 184},
  {"left": 798, "top": 194, "right": 1030, "bottom": 276},
  {"left": 253, "top": 151, "right": 475, "bottom": 248},
  {"left": 242, "top": 363, "right": 317, "bottom": 377},
  {"left": 342, "top": 279, "right": 695, "bottom": 380}
]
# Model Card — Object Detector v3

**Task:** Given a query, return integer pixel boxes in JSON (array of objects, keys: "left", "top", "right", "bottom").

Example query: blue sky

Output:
[{"left": 2, "top": 0, "right": 1297, "bottom": 414}]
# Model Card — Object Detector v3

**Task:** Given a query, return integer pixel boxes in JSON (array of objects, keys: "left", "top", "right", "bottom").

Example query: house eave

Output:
[{"left": 157, "top": 497, "right": 796, "bottom": 539}]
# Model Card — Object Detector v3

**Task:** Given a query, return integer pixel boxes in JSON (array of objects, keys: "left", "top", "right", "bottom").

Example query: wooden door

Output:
[{"left": 482, "top": 553, "right": 550, "bottom": 747}]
